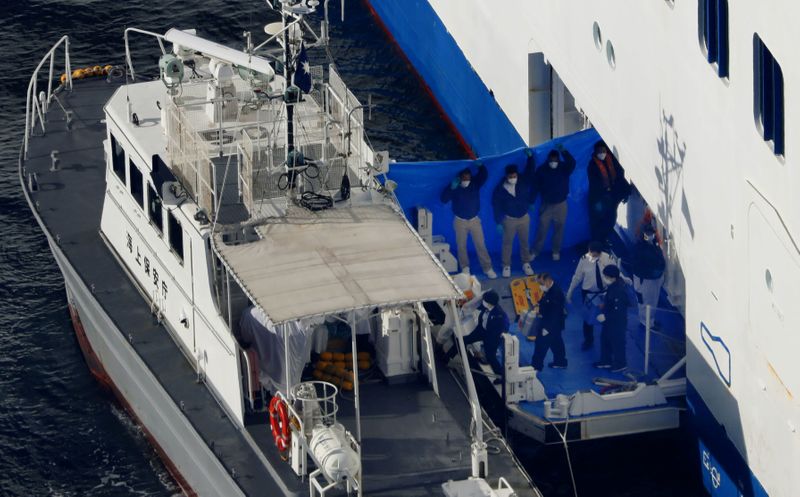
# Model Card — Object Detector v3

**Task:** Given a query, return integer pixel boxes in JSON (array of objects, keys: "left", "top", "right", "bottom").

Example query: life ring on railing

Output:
[{"left": 268, "top": 396, "right": 291, "bottom": 452}]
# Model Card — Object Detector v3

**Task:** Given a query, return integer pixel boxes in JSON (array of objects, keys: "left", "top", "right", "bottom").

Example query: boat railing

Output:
[
  {"left": 123, "top": 27, "right": 167, "bottom": 81},
  {"left": 641, "top": 304, "right": 685, "bottom": 377},
  {"left": 24, "top": 35, "right": 72, "bottom": 159}
]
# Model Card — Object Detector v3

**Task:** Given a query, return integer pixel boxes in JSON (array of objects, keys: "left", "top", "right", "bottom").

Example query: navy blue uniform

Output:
[
  {"left": 531, "top": 283, "right": 568, "bottom": 370},
  {"left": 599, "top": 279, "right": 631, "bottom": 369},
  {"left": 440, "top": 165, "right": 487, "bottom": 219},
  {"left": 443, "top": 304, "right": 508, "bottom": 375}
]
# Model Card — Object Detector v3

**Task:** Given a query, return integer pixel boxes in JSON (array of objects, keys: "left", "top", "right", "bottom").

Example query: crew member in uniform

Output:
[
  {"left": 492, "top": 165, "right": 535, "bottom": 278},
  {"left": 595, "top": 265, "right": 631, "bottom": 372},
  {"left": 442, "top": 290, "right": 508, "bottom": 381},
  {"left": 587, "top": 141, "right": 631, "bottom": 244},
  {"left": 530, "top": 273, "right": 568, "bottom": 370},
  {"left": 528, "top": 145, "right": 576, "bottom": 262},
  {"left": 632, "top": 224, "right": 666, "bottom": 328},
  {"left": 440, "top": 164, "right": 497, "bottom": 278},
  {"left": 566, "top": 241, "right": 626, "bottom": 350}
]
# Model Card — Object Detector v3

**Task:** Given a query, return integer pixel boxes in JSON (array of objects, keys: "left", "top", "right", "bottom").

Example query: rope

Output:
[{"left": 546, "top": 395, "right": 579, "bottom": 497}]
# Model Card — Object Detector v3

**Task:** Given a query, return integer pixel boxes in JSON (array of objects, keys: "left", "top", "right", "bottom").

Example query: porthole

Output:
[
  {"left": 606, "top": 40, "right": 616, "bottom": 69},
  {"left": 593, "top": 22, "right": 603, "bottom": 51},
  {"left": 765, "top": 269, "right": 774, "bottom": 292}
]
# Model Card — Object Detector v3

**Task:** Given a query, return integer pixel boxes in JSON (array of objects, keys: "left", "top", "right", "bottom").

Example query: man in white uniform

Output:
[{"left": 566, "top": 241, "right": 629, "bottom": 350}]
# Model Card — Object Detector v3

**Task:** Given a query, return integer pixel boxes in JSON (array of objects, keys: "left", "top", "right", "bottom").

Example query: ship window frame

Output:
[
  {"left": 128, "top": 158, "right": 145, "bottom": 209},
  {"left": 753, "top": 35, "right": 785, "bottom": 157},
  {"left": 167, "top": 209, "right": 184, "bottom": 264},
  {"left": 699, "top": 0, "right": 729, "bottom": 79},
  {"left": 148, "top": 183, "right": 163, "bottom": 235},
  {"left": 111, "top": 134, "right": 126, "bottom": 184}
]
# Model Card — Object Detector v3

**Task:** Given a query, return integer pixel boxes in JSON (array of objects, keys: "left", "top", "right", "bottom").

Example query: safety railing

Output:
[
  {"left": 25, "top": 36, "right": 72, "bottom": 159},
  {"left": 124, "top": 27, "right": 166, "bottom": 82},
  {"left": 640, "top": 304, "right": 685, "bottom": 375}
]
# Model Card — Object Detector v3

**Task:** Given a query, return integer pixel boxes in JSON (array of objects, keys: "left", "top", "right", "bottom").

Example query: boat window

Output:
[
  {"left": 699, "top": 0, "right": 729, "bottom": 78},
  {"left": 111, "top": 134, "right": 126, "bottom": 183},
  {"left": 754, "top": 35, "right": 784, "bottom": 156},
  {"left": 148, "top": 184, "right": 163, "bottom": 235},
  {"left": 129, "top": 158, "right": 144, "bottom": 208},
  {"left": 168, "top": 210, "right": 184, "bottom": 263}
]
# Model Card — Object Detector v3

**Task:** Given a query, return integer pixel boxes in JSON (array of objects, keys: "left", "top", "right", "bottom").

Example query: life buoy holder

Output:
[{"left": 268, "top": 396, "right": 291, "bottom": 452}]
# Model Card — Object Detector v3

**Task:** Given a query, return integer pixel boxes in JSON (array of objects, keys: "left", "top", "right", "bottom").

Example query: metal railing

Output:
[
  {"left": 25, "top": 36, "right": 72, "bottom": 159},
  {"left": 641, "top": 304, "right": 685, "bottom": 375}
]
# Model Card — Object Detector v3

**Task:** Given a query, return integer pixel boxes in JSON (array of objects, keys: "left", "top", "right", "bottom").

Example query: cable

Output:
[
  {"left": 297, "top": 191, "right": 333, "bottom": 211},
  {"left": 545, "top": 395, "right": 579, "bottom": 497}
]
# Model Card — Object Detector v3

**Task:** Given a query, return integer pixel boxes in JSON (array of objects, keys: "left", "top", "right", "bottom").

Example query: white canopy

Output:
[{"left": 214, "top": 205, "right": 461, "bottom": 324}]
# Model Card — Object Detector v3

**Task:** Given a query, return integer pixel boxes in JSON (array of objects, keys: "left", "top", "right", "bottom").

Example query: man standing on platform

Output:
[
  {"left": 441, "top": 164, "right": 497, "bottom": 278},
  {"left": 595, "top": 265, "right": 631, "bottom": 372},
  {"left": 529, "top": 145, "right": 576, "bottom": 262},
  {"left": 587, "top": 141, "right": 630, "bottom": 245},
  {"left": 632, "top": 224, "right": 666, "bottom": 328},
  {"left": 566, "top": 241, "right": 625, "bottom": 350},
  {"left": 530, "top": 273, "right": 568, "bottom": 370},
  {"left": 492, "top": 165, "right": 535, "bottom": 278}
]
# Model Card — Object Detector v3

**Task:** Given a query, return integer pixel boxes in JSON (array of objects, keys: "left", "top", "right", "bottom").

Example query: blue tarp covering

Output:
[{"left": 387, "top": 128, "right": 601, "bottom": 263}]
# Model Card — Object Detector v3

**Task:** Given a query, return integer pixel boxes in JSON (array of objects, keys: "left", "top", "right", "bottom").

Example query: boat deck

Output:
[
  {"left": 468, "top": 243, "right": 686, "bottom": 444},
  {"left": 21, "top": 78, "right": 538, "bottom": 496}
]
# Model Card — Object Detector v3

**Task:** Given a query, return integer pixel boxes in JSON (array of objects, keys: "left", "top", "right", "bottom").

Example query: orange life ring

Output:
[{"left": 268, "top": 397, "right": 291, "bottom": 452}]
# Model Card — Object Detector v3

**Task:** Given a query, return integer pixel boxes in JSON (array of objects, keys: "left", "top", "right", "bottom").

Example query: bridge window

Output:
[
  {"left": 148, "top": 184, "right": 163, "bottom": 235},
  {"left": 111, "top": 134, "right": 126, "bottom": 183},
  {"left": 700, "top": 0, "right": 729, "bottom": 78},
  {"left": 168, "top": 210, "right": 184, "bottom": 263},
  {"left": 128, "top": 158, "right": 144, "bottom": 208},
  {"left": 754, "top": 35, "right": 784, "bottom": 156}
]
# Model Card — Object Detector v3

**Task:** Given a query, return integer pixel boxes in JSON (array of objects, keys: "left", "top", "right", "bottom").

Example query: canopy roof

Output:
[{"left": 214, "top": 205, "right": 461, "bottom": 324}]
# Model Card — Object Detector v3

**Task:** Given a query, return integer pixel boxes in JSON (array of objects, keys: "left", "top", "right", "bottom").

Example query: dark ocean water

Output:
[{"left": 0, "top": 1, "right": 704, "bottom": 496}]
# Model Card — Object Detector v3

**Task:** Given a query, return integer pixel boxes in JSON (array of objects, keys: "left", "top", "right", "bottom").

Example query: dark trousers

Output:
[
  {"left": 443, "top": 328, "right": 503, "bottom": 375},
  {"left": 599, "top": 322, "right": 627, "bottom": 368},
  {"left": 589, "top": 200, "right": 617, "bottom": 243},
  {"left": 531, "top": 328, "right": 567, "bottom": 370},
  {"left": 581, "top": 289, "right": 599, "bottom": 344}
]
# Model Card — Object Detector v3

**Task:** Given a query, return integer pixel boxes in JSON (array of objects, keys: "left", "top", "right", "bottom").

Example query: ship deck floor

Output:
[{"left": 21, "top": 78, "right": 537, "bottom": 496}]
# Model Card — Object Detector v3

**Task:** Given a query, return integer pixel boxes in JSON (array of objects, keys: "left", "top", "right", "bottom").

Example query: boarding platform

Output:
[{"left": 470, "top": 244, "right": 686, "bottom": 444}]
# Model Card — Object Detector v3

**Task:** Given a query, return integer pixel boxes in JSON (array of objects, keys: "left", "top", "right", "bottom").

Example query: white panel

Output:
[{"left": 164, "top": 29, "right": 275, "bottom": 78}]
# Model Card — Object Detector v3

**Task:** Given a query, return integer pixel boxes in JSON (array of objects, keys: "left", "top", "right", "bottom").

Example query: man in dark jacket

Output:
[
  {"left": 441, "top": 164, "right": 496, "bottom": 278},
  {"left": 595, "top": 265, "right": 630, "bottom": 372},
  {"left": 587, "top": 141, "right": 631, "bottom": 244},
  {"left": 530, "top": 273, "right": 567, "bottom": 370},
  {"left": 529, "top": 146, "right": 576, "bottom": 261},
  {"left": 632, "top": 224, "right": 665, "bottom": 328},
  {"left": 492, "top": 165, "right": 535, "bottom": 278},
  {"left": 443, "top": 290, "right": 508, "bottom": 377}
]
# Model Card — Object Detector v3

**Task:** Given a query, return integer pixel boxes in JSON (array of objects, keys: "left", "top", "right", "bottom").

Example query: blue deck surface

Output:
[{"left": 474, "top": 243, "right": 686, "bottom": 420}]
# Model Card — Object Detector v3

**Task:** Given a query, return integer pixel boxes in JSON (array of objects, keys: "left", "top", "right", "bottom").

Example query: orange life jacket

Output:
[{"left": 593, "top": 155, "right": 617, "bottom": 190}]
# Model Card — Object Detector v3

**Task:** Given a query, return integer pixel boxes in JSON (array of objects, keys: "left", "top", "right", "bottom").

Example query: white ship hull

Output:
[{"left": 367, "top": 1, "right": 800, "bottom": 496}]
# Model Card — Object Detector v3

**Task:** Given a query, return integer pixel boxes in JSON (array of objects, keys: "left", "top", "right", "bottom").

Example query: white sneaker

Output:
[
  {"left": 502, "top": 266, "right": 511, "bottom": 278},
  {"left": 485, "top": 268, "right": 497, "bottom": 279},
  {"left": 522, "top": 263, "right": 534, "bottom": 276},
  {"left": 552, "top": 252, "right": 561, "bottom": 261},
  {"left": 461, "top": 266, "right": 470, "bottom": 275}
]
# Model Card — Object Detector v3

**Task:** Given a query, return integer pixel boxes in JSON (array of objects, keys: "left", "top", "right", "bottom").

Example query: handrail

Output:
[
  {"left": 24, "top": 36, "right": 72, "bottom": 159},
  {"left": 124, "top": 27, "right": 167, "bottom": 82},
  {"left": 643, "top": 303, "right": 685, "bottom": 375}
]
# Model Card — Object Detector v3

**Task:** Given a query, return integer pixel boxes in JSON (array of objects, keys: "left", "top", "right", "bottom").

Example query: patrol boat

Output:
[
  {"left": 367, "top": 2, "right": 800, "bottom": 496},
  {"left": 18, "top": 1, "right": 539, "bottom": 495}
]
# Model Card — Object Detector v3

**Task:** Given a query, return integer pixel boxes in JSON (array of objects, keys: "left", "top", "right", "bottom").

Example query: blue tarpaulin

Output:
[{"left": 386, "top": 128, "right": 601, "bottom": 265}]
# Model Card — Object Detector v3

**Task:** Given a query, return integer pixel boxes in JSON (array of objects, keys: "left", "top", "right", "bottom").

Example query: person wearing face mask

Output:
[
  {"left": 529, "top": 145, "right": 576, "bottom": 262},
  {"left": 595, "top": 265, "right": 631, "bottom": 372},
  {"left": 566, "top": 240, "right": 628, "bottom": 350},
  {"left": 587, "top": 141, "right": 631, "bottom": 244},
  {"left": 632, "top": 224, "right": 666, "bottom": 328},
  {"left": 492, "top": 164, "right": 536, "bottom": 278},
  {"left": 441, "top": 164, "right": 497, "bottom": 278},
  {"left": 530, "top": 273, "right": 568, "bottom": 371},
  {"left": 442, "top": 290, "right": 508, "bottom": 380}
]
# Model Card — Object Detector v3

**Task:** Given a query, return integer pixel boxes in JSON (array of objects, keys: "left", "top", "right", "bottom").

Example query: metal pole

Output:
[
  {"left": 448, "top": 299, "right": 487, "bottom": 478},
  {"left": 349, "top": 310, "right": 363, "bottom": 497},
  {"left": 644, "top": 305, "right": 651, "bottom": 375},
  {"left": 283, "top": 323, "right": 291, "bottom": 396}
]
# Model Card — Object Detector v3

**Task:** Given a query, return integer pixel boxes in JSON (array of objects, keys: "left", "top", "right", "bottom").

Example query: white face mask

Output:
[
  {"left": 644, "top": 234, "right": 655, "bottom": 242},
  {"left": 588, "top": 253, "right": 599, "bottom": 262},
  {"left": 541, "top": 282, "right": 551, "bottom": 292},
  {"left": 603, "top": 277, "right": 614, "bottom": 286},
  {"left": 460, "top": 180, "right": 471, "bottom": 188},
  {"left": 507, "top": 176, "right": 518, "bottom": 185},
  {"left": 596, "top": 152, "right": 607, "bottom": 161},
  {"left": 483, "top": 302, "right": 494, "bottom": 311},
  {"left": 549, "top": 161, "right": 559, "bottom": 169}
]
